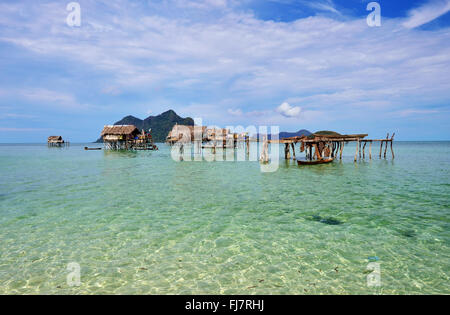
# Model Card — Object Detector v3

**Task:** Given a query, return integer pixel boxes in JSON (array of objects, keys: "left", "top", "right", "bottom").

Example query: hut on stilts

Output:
[
  {"left": 100, "top": 125, "right": 158, "bottom": 150},
  {"left": 48, "top": 136, "right": 69, "bottom": 147},
  {"left": 166, "top": 124, "right": 252, "bottom": 157}
]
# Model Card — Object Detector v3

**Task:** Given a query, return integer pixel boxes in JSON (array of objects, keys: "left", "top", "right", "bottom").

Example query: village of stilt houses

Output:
[{"left": 49, "top": 119, "right": 395, "bottom": 165}]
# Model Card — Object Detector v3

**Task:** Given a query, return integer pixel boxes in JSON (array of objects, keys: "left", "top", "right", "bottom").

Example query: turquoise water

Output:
[{"left": 0, "top": 142, "right": 449, "bottom": 294}]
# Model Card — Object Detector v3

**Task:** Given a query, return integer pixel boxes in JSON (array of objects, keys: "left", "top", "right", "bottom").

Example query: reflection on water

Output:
[{"left": 103, "top": 150, "right": 138, "bottom": 159}]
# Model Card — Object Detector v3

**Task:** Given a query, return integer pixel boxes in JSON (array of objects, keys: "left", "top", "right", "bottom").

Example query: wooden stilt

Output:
[
  {"left": 363, "top": 142, "right": 367, "bottom": 159},
  {"left": 246, "top": 138, "right": 249, "bottom": 156},
  {"left": 180, "top": 144, "right": 184, "bottom": 161},
  {"left": 340, "top": 142, "right": 344, "bottom": 160},
  {"left": 313, "top": 144, "right": 322, "bottom": 160},
  {"left": 260, "top": 137, "right": 269, "bottom": 163},
  {"left": 379, "top": 139, "right": 383, "bottom": 158},
  {"left": 291, "top": 143, "right": 296, "bottom": 159},
  {"left": 384, "top": 133, "right": 389, "bottom": 159},
  {"left": 391, "top": 133, "right": 395, "bottom": 159},
  {"left": 284, "top": 143, "right": 290, "bottom": 160},
  {"left": 359, "top": 140, "right": 362, "bottom": 159},
  {"left": 354, "top": 139, "right": 359, "bottom": 162},
  {"left": 369, "top": 141, "right": 372, "bottom": 159}
]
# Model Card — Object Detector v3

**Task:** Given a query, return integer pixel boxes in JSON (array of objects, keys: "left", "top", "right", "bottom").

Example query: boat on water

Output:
[
  {"left": 297, "top": 158, "right": 334, "bottom": 166},
  {"left": 84, "top": 147, "right": 102, "bottom": 151}
]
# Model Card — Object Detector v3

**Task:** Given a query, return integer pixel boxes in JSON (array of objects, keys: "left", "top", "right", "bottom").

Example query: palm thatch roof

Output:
[
  {"left": 167, "top": 125, "right": 208, "bottom": 140},
  {"left": 48, "top": 136, "right": 63, "bottom": 142},
  {"left": 101, "top": 125, "right": 140, "bottom": 136}
]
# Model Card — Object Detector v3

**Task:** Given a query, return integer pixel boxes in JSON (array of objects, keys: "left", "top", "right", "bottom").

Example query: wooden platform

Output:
[{"left": 270, "top": 132, "right": 395, "bottom": 162}]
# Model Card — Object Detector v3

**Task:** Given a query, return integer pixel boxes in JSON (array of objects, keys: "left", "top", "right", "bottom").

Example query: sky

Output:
[{"left": 0, "top": 0, "right": 449, "bottom": 142}]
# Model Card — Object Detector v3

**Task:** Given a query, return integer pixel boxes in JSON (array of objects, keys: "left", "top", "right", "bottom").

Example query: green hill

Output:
[{"left": 314, "top": 130, "right": 342, "bottom": 136}]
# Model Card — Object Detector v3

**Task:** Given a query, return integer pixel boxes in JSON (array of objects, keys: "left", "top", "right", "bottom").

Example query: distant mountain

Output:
[
  {"left": 257, "top": 129, "right": 312, "bottom": 140},
  {"left": 314, "top": 130, "right": 341, "bottom": 136},
  {"left": 279, "top": 129, "right": 312, "bottom": 138},
  {"left": 96, "top": 110, "right": 194, "bottom": 143}
]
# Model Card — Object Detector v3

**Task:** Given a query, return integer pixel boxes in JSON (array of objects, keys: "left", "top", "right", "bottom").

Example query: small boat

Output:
[
  {"left": 297, "top": 158, "right": 334, "bottom": 165},
  {"left": 85, "top": 147, "right": 102, "bottom": 151}
]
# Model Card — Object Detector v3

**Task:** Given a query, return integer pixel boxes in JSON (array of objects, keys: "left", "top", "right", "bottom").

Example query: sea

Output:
[{"left": 0, "top": 142, "right": 448, "bottom": 294}]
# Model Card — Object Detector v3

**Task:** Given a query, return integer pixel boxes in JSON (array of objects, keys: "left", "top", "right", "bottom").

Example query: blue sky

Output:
[{"left": 0, "top": 0, "right": 449, "bottom": 142}]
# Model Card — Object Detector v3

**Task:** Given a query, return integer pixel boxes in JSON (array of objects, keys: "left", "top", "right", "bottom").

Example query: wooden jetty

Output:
[
  {"left": 48, "top": 136, "right": 69, "bottom": 147},
  {"left": 270, "top": 132, "right": 395, "bottom": 162},
  {"left": 101, "top": 125, "right": 158, "bottom": 151}
]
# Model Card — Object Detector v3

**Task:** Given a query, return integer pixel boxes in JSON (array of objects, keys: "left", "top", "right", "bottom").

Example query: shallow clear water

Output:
[{"left": 0, "top": 142, "right": 449, "bottom": 294}]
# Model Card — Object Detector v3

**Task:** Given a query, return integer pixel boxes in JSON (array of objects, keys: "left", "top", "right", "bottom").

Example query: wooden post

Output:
[
  {"left": 291, "top": 143, "right": 296, "bottom": 159},
  {"left": 339, "top": 142, "right": 344, "bottom": 160},
  {"left": 384, "top": 133, "right": 389, "bottom": 159},
  {"left": 359, "top": 140, "right": 362, "bottom": 159},
  {"left": 284, "top": 143, "right": 290, "bottom": 160},
  {"left": 354, "top": 139, "right": 359, "bottom": 162},
  {"left": 246, "top": 138, "right": 250, "bottom": 156},
  {"left": 369, "top": 141, "right": 372, "bottom": 159},
  {"left": 379, "top": 140, "right": 383, "bottom": 158},
  {"left": 314, "top": 144, "right": 322, "bottom": 160},
  {"left": 363, "top": 142, "right": 367, "bottom": 159},
  {"left": 180, "top": 144, "right": 184, "bottom": 161},
  {"left": 390, "top": 133, "right": 395, "bottom": 159}
]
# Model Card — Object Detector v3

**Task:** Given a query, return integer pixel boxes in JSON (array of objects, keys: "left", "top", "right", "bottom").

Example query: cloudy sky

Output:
[{"left": 0, "top": 0, "right": 449, "bottom": 142}]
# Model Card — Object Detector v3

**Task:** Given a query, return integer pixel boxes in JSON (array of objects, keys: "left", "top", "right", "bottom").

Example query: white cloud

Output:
[
  {"left": 403, "top": 0, "right": 450, "bottom": 28},
  {"left": 0, "top": 113, "right": 36, "bottom": 119},
  {"left": 395, "top": 109, "right": 441, "bottom": 117},
  {"left": 228, "top": 108, "right": 243, "bottom": 116},
  {"left": 0, "top": 127, "right": 48, "bottom": 132},
  {"left": 0, "top": 1, "right": 448, "bottom": 129},
  {"left": 276, "top": 102, "right": 301, "bottom": 117},
  {"left": 0, "top": 87, "right": 89, "bottom": 111},
  {"left": 21, "top": 89, "right": 75, "bottom": 105},
  {"left": 300, "top": 0, "right": 340, "bottom": 15},
  {"left": 174, "top": 0, "right": 228, "bottom": 10}
]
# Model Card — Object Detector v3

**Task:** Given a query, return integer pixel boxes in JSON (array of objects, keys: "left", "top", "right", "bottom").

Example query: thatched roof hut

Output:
[
  {"left": 166, "top": 125, "right": 207, "bottom": 143},
  {"left": 48, "top": 136, "right": 64, "bottom": 143},
  {"left": 166, "top": 124, "right": 233, "bottom": 144},
  {"left": 101, "top": 125, "right": 140, "bottom": 141}
]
